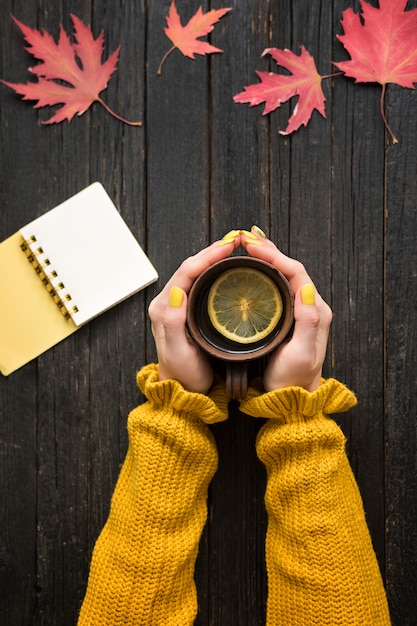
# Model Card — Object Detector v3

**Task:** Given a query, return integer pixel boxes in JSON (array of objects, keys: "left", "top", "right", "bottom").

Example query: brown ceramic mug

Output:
[{"left": 187, "top": 256, "right": 294, "bottom": 399}]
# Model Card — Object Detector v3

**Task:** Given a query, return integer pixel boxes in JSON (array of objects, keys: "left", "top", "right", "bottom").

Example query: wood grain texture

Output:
[
  {"left": 385, "top": 82, "right": 417, "bottom": 625},
  {"left": 0, "top": 1, "right": 416, "bottom": 624}
]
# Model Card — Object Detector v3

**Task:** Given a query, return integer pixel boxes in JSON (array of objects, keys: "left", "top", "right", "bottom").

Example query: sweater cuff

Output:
[
  {"left": 239, "top": 378, "right": 357, "bottom": 423},
  {"left": 136, "top": 364, "right": 228, "bottom": 424}
]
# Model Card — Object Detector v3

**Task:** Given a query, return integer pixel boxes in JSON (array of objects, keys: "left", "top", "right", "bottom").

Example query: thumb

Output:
[
  {"left": 290, "top": 283, "right": 321, "bottom": 352},
  {"left": 155, "top": 285, "right": 189, "bottom": 374},
  {"left": 162, "top": 285, "right": 188, "bottom": 336},
  {"left": 169, "top": 285, "right": 186, "bottom": 310},
  {"left": 159, "top": 286, "right": 213, "bottom": 393},
  {"left": 264, "top": 283, "right": 327, "bottom": 392}
]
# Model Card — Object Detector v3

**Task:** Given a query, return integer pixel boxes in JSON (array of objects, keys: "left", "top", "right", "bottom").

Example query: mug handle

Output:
[{"left": 226, "top": 362, "right": 248, "bottom": 400}]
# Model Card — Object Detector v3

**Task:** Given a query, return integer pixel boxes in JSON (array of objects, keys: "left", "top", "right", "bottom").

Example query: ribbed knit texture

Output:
[
  {"left": 240, "top": 378, "right": 391, "bottom": 625},
  {"left": 79, "top": 371, "right": 391, "bottom": 625},
  {"left": 77, "top": 364, "right": 228, "bottom": 626}
]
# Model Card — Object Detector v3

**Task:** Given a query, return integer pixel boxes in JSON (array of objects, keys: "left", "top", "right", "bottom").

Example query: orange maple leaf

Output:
[
  {"left": 334, "top": 0, "right": 417, "bottom": 143},
  {"left": 158, "top": 1, "right": 232, "bottom": 74},
  {"left": 1, "top": 14, "right": 141, "bottom": 126},
  {"left": 233, "top": 46, "right": 326, "bottom": 135}
]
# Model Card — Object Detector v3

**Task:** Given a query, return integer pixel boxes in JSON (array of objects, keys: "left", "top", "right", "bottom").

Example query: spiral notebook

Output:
[{"left": 0, "top": 183, "right": 158, "bottom": 376}]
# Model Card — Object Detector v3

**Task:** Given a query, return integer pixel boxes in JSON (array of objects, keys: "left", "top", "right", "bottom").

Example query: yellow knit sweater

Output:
[
  {"left": 77, "top": 365, "right": 391, "bottom": 625},
  {"left": 240, "top": 379, "right": 391, "bottom": 625}
]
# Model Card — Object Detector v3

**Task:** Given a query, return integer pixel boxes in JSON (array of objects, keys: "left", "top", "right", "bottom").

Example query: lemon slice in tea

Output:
[{"left": 207, "top": 267, "right": 283, "bottom": 344}]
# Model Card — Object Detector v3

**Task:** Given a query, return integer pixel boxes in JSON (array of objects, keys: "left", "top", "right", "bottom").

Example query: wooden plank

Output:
[
  {"left": 207, "top": 415, "right": 267, "bottom": 625},
  {"left": 0, "top": 370, "right": 37, "bottom": 625},
  {"left": 145, "top": 0, "right": 212, "bottom": 618},
  {"left": 35, "top": 341, "right": 91, "bottom": 623},
  {"left": 210, "top": 1, "right": 270, "bottom": 239},
  {"left": 0, "top": 4, "right": 74, "bottom": 624},
  {"left": 330, "top": 83, "right": 387, "bottom": 573},
  {"left": 17, "top": 2, "right": 94, "bottom": 620},
  {"left": 83, "top": 0, "right": 148, "bottom": 545},
  {"left": 269, "top": 0, "right": 334, "bottom": 296},
  {"left": 14, "top": 2, "right": 94, "bottom": 621},
  {"left": 328, "top": 0, "right": 388, "bottom": 573},
  {"left": 208, "top": 1, "right": 270, "bottom": 623},
  {"left": 385, "top": 83, "right": 417, "bottom": 625},
  {"left": 145, "top": 0, "right": 211, "bottom": 287}
]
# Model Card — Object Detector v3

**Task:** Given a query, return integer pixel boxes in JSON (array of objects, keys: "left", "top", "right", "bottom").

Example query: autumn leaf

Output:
[
  {"left": 158, "top": 0, "right": 232, "bottom": 74},
  {"left": 1, "top": 14, "right": 141, "bottom": 126},
  {"left": 233, "top": 46, "right": 327, "bottom": 135},
  {"left": 334, "top": 0, "right": 417, "bottom": 143}
]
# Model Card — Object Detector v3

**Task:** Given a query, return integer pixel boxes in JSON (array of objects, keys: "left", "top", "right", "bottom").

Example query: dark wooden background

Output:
[{"left": 1, "top": 1, "right": 416, "bottom": 624}]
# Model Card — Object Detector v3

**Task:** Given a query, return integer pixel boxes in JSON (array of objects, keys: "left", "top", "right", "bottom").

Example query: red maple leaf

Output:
[
  {"left": 233, "top": 46, "right": 327, "bottom": 135},
  {"left": 1, "top": 14, "right": 141, "bottom": 125},
  {"left": 334, "top": 0, "right": 417, "bottom": 143},
  {"left": 158, "top": 1, "right": 232, "bottom": 74}
]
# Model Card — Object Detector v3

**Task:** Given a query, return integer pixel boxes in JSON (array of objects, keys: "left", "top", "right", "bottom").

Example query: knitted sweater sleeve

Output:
[
  {"left": 77, "top": 364, "right": 228, "bottom": 626},
  {"left": 240, "top": 379, "right": 391, "bottom": 626}
]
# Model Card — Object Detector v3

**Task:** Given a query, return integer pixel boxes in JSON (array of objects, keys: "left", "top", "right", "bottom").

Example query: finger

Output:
[
  {"left": 159, "top": 288, "right": 190, "bottom": 351},
  {"left": 291, "top": 284, "right": 331, "bottom": 360},
  {"left": 154, "top": 286, "right": 214, "bottom": 392},
  {"left": 242, "top": 237, "right": 313, "bottom": 293},
  {"left": 288, "top": 285, "right": 320, "bottom": 346},
  {"left": 151, "top": 286, "right": 193, "bottom": 365},
  {"left": 149, "top": 285, "right": 185, "bottom": 342},
  {"left": 160, "top": 237, "right": 241, "bottom": 301}
]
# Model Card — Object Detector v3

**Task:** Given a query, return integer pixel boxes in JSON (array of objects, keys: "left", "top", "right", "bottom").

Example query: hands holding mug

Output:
[{"left": 148, "top": 228, "right": 332, "bottom": 395}]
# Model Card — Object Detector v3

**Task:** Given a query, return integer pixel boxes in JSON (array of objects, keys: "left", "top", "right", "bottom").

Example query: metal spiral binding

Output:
[{"left": 20, "top": 235, "right": 79, "bottom": 320}]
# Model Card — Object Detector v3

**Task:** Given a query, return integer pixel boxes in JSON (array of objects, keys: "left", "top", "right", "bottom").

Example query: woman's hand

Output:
[
  {"left": 149, "top": 228, "right": 331, "bottom": 394},
  {"left": 148, "top": 236, "right": 241, "bottom": 394},
  {"left": 242, "top": 229, "right": 332, "bottom": 392}
]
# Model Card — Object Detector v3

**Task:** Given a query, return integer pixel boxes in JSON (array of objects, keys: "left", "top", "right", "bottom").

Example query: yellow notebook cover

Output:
[{"left": 0, "top": 183, "right": 158, "bottom": 376}]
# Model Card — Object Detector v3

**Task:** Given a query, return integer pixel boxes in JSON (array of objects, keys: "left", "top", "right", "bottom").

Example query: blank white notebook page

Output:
[{"left": 20, "top": 182, "right": 158, "bottom": 326}]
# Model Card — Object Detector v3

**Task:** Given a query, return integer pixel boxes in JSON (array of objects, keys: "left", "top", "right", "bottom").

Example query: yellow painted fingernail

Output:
[
  {"left": 251, "top": 225, "right": 267, "bottom": 238},
  {"left": 222, "top": 229, "right": 240, "bottom": 239},
  {"left": 244, "top": 238, "right": 263, "bottom": 246},
  {"left": 217, "top": 237, "right": 236, "bottom": 246},
  {"left": 241, "top": 229, "right": 257, "bottom": 240},
  {"left": 301, "top": 283, "right": 315, "bottom": 305},
  {"left": 169, "top": 286, "right": 184, "bottom": 307}
]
